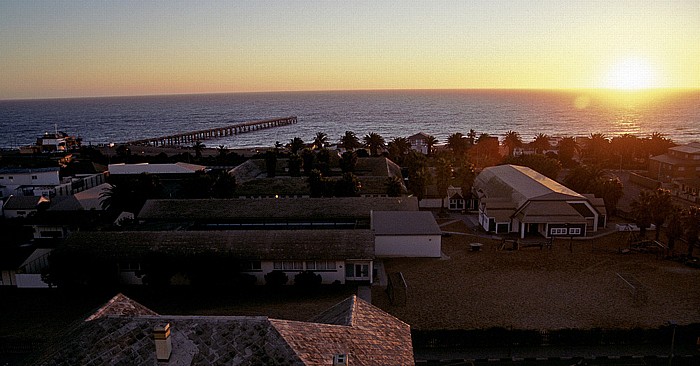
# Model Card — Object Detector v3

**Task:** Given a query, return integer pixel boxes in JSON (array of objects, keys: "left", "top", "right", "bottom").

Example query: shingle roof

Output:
[
  {"left": 138, "top": 197, "right": 419, "bottom": 221},
  {"left": 108, "top": 162, "right": 205, "bottom": 175},
  {"left": 372, "top": 211, "right": 442, "bottom": 235},
  {"left": 3, "top": 195, "right": 49, "bottom": 210},
  {"left": 37, "top": 294, "right": 413, "bottom": 366},
  {"left": 61, "top": 230, "right": 375, "bottom": 260},
  {"left": 514, "top": 201, "right": 588, "bottom": 224}
]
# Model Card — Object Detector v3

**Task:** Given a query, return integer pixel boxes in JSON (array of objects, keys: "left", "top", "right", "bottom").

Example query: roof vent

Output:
[
  {"left": 154, "top": 323, "right": 172, "bottom": 361},
  {"left": 333, "top": 353, "right": 348, "bottom": 366}
]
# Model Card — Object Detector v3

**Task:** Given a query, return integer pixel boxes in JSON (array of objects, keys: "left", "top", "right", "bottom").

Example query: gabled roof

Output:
[
  {"left": 3, "top": 195, "right": 49, "bottom": 210},
  {"left": 669, "top": 143, "right": 700, "bottom": 154},
  {"left": 407, "top": 132, "right": 431, "bottom": 141},
  {"left": 514, "top": 201, "right": 588, "bottom": 224},
  {"left": 372, "top": 211, "right": 442, "bottom": 235},
  {"left": 61, "top": 230, "right": 375, "bottom": 261},
  {"left": 37, "top": 294, "right": 413, "bottom": 366},
  {"left": 138, "top": 197, "right": 418, "bottom": 221},
  {"left": 474, "top": 165, "right": 583, "bottom": 209},
  {"left": 85, "top": 293, "right": 158, "bottom": 321}
]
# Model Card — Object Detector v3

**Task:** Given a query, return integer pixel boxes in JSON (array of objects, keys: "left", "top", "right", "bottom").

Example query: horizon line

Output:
[{"left": 2, "top": 87, "right": 699, "bottom": 102}]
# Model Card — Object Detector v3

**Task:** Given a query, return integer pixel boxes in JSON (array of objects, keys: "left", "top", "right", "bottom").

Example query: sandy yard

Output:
[{"left": 373, "top": 220, "right": 700, "bottom": 331}]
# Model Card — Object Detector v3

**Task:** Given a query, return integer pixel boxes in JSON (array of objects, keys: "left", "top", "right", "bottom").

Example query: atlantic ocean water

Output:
[{"left": 0, "top": 89, "right": 698, "bottom": 149}]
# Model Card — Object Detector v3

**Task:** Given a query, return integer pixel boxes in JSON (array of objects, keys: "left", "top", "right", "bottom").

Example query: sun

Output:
[{"left": 600, "top": 58, "right": 660, "bottom": 90}]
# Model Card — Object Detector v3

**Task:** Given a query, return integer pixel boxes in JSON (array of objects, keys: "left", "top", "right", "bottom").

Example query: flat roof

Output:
[{"left": 372, "top": 211, "right": 442, "bottom": 235}]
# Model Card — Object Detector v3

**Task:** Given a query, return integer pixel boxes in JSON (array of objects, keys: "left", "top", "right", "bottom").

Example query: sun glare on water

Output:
[{"left": 601, "top": 58, "right": 660, "bottom": 90}]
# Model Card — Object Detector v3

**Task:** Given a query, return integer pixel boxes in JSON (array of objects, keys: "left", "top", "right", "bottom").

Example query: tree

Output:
[
  {"left": 313, "top": 132, "right": 329, "bottom": 150},
  {"left": 435, "top": 158, "right": 452, "bottom": 212},
  {"left": 683, "top": 206, "right": 700, "bottom": 257},
  {"left": 211, "top": 171, "right": 236, "bottom": 198},
  {"left": 339, "top": 131, "right": 361, "bottom": 151},
  {"left": 316, "top": 148, "right": 332, "bottom": 176},
  {"left": 557, "top": 136, "right": 579, "bottom": 167},
  {"left": 289, "top": 137, "right": 305, "bottom": 154},
  {"left": 666, "top": 206, "right": 683, "bottom": 253},
  {"left": 217, "top": 145, "right": 228, "bottom": 163},
  {"left": 265, "top": 150, "right": 277, "bottom": 178},
  {"left": 502, "top": 130, "right": 523, "bottom": 156},
  {"left": 335, "top": 172, "right": 361, "bottom": 197},
  {"left": 425, "top": 135, "right": 438, "bottom": 156},
  {"left": 101, "top": 173, "right": 164, "bottom": 214},
  {"left": 630, "top": 190, "right": 654, "bottom": 239},
  {"left": 531, "top": 133, "right": 551, "bottom": 154},
  {"left": 456, "top": 161, "right": 476, "bottom": 199},
  {"left": 644, "top": 132, "right": 675, "bottom": 160},
  {"left": 649, "top": 188, "right": 672, "bottom": 240},
  {"left": 363, "top": 132, "right": 386, "bottom": 156},
  {"left": 265, "top": 270, "right": 288, "bottom": 287},
  {"left": 339, "top": 151, "right": 357, "bottom": 173},
  {"left": 294, "top": 271, "right": 322, "bottom": 292},
  {"left": 288, "top": 154, "right": 302, "bottom": 177},
  {"left": 501, "top": 154, "right": 562, "bottom": 180},
  {"left": 387, "top": 137, "right": 410, "bottom": 164},
  {"left": 385, "top": 176, "right": 403, "bottom": 197},
  {"left": 583, "top": 133, "right": 610, "bottom": 164},
  {"left": 447, "top": 133, "right": 468, "bottom": 158},
  {"left": 301, "top": 149, "right": 315, "bottom": 175},
  {"left": 193, "top": 140, "right": 205, "bottom": 160},
  {"left": 407, "top": 167, "right": 430, "bottom": 201},
  {"left": 307, "top": 169, "right": 333, "bottom": 197},
  {"left": 596, "top": 177, "right": 624, "bottom": 216}
]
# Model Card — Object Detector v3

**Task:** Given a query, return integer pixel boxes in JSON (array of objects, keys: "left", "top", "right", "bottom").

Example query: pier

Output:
[{"left": 125, "top": 116, "right": 297, "bottom": 146}]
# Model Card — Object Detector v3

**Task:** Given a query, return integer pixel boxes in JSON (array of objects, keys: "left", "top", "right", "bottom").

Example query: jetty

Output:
[{"left": 125, "top": 116, "right": 297, "bottom": 146}]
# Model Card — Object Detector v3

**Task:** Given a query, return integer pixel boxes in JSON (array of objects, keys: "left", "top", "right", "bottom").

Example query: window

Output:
[
  {"left": 240, "top": 261, "right": 262, "bottom": 271},
  {"left": 31, "top": 175, "right": 38, "bottom": 180},
  {"left": 569, "top": 227, "right": 581, "bottom": 235},
  {"left": 678, "top": 167, "right": 685, "bottom": 171},
  {"left": 306, "top": 261, "right": 337, "bottom": 271},
  {"left": 274, "top": 261, "right": 303, "bottom": 271},
  {"left": 550, "top": 228, "right": 567, "bottom": 235},
  {"left": 118, "top": 262, "right": 141, "bottom": 271}
]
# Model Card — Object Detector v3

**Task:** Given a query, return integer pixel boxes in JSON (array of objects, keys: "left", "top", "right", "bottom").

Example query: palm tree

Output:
[
  {"left": 313, "top": 132, "right": 329, "bottom": 150},
  {"left": 649, "top": 188, "right": 672, "bottom": 240},
  {"left": 531, "top": 133, "right": 551, "bottom": 154},
  {"left": 446, "top": 133, "right": 468, "bottom": 157},
  {"left": 339, "top": 151, "right": 357, "bottom": 173},
  {"left": 502, "top": 130, "right": 522, "bottom": 157},
  {"left": 193, "top": 140, "right": 205, "bottom": 160},
  {"left": 644, "top": 132, "right": 675, "bottom": 159},
  {"left": 339, "top": 131, "right": 361, "bottom": 151},
  {"left": 385, "top": 176, "right": 403, "bottom": 197},
  {"left": 467, "top": 129, "right": 477, "bottom": 145},
  {"left": 584, "top": 133, "right": 610, "bottom": 164},
  {"left": 363, "top": 132, "right": 386, "bottom": 156},
  {"left": 596, "top": 177, "right": 624, "bottom": 216},
  {"left": 557, "top": 136, "right": 579, "bottom": 167},
  {"left": 630, "top": 190, "right": 654, "bottom": 239},
  {"left": 289, "top": 137, "right": 305, "bottom": 154},
  {"left": 435, "top": 158, "right": 452, "bottom": 212},
  {"left": 425, "top": 135, "right": 438, "bottom": 156},
  {"left": 387, "top": 137, "right": 410, "bottom": 164},
  {"left": 683, "top": 206, "right": 700, "bottom": 257}
]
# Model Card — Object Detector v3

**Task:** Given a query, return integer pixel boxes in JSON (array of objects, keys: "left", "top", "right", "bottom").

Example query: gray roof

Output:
[
  {"left": 61, "top": 230, "right": 375, "bottom": 260},
  {"left": 669, "top": 143, "right": 700, "bottom": 154},
  {"left": 372, "top": 211, "right": 442, "bottom": 235},
  {"left": 138, "top": 197, "right": 419, "bottom": 221},
  {"left": 474, "top": 165, "right": 584, "bottom": 209},
  {"left": 37, "top": 294, "right": 413, "bottom": 366},
  {"left": 3, "top": 195, "right": 48, "bottom": 210},
  {"left": 0, "top": 167, "right": 60, "bottom": 174}
]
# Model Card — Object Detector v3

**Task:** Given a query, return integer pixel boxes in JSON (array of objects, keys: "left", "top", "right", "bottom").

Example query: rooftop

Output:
[
  {"left": 372, "top": 211, "right": 442, "bottom": 236},
  {"left": 108, "top": 162, "right": 205, "bottom": 175},
  {"left": 0, "top": 167, "right": 60, "bottom": 174}
]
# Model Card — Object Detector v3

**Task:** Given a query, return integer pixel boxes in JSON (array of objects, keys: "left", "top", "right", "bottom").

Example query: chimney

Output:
[
  {"left": 332, "top": 353, "right": 348, "bottom": 366},
  {"left": 154, "top": 323, "right": 172, "bottom": 361}
]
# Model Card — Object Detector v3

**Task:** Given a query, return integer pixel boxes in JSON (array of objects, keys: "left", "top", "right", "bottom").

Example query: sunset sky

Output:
[{"left": 1, "top": 0, "right": 698, "bottom": 99}]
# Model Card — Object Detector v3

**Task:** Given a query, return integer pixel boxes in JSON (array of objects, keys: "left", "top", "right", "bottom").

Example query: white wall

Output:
[
  {"left": 375, "top": 235, "right": 442, "bottom": 258},
  {"left": 15, "top": 274, "right": 50, "bottom": 288},
  {"left": 252, "top": 260, "right": 347, "bottom": 285},
  {"left": 1, "top": 270, "right": 16, "bottom": 286},
  {"left": 419, "top": 198, "right": 447, "bottom": 209}
]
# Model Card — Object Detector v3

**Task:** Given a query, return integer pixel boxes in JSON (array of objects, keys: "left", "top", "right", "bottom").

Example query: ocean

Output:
[{"left": 0, "top": 89, "right": 698, "bottom": 149}]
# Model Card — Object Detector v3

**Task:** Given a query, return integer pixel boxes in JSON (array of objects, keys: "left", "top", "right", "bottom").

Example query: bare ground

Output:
[{"left": 373, "top": 220, "right": 700, "bottom": 331}]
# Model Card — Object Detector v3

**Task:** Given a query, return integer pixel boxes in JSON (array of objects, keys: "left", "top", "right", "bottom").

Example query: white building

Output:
[
  {"left": 372, "top": 211, "right": 442, "bottom": 257},
  {"left": 0, "top": 167, "right": 60, "bottom": 199}
]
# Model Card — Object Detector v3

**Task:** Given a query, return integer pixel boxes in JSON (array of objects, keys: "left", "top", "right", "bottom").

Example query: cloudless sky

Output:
[{"left": 0, "top": 0, "right": 698, "bottom": 99}]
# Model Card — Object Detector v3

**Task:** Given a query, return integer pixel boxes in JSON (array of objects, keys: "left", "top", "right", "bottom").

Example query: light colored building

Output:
[
  {"left": 474, "top": 165, "right": 606, "bottom": 238},
  {"left": 372, "top": 211, "right": 442, "bottom": 257},
  {"left": 61, "top": 230, "right": 376, "bottom": 285},
  {"left": 407, "top": 132, "right": 432, "bottom": 155},
  {"left": 649, "top": 142, "right": 700, "bottom": 199},
  {"left": 0, "top": 167, "right": 60, "bottom": 198}
]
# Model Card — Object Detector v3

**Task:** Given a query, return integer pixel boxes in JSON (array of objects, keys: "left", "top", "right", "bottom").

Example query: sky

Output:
[{"left": 0, "top": 0, "right": 698, "bottom": 99}]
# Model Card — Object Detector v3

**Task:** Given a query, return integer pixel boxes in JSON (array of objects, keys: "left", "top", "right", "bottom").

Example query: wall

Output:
[
  {"left": 249, "top": 260, "right": 347, "bottom": 285},
  {"left": 375, "top": 235, "right": 442, "bottom": 258},
  {"left": 15, "top": 274, "right": 49, "bottom": 288},
  {"left": 1, "top": 270, "right": 16, "bottom": 286}
]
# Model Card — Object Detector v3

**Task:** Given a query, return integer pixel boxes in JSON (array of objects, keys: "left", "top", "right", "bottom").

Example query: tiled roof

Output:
[
  {"left": 61, "top": 230, "right": 375, "bottom": 260},
  {"left": 272, "top": 296, "right": 414, "bottom": 365},
  {"left": 86, "top": 293, "right": 158, "bottom": 321},
  {"left": 138, "top": 197, "right": 419, "bottom": 221},
  {"left": 37, "top": 294, "right": 413, "bottom": 366}
]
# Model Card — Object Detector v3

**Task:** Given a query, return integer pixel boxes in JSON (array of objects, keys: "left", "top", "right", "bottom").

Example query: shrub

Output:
[
  {"left": 264, "top": 270, "right": 288, "bottom": 287},
  {"left": 294, "top": 270, "right": 322, "bottom": 292}
]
